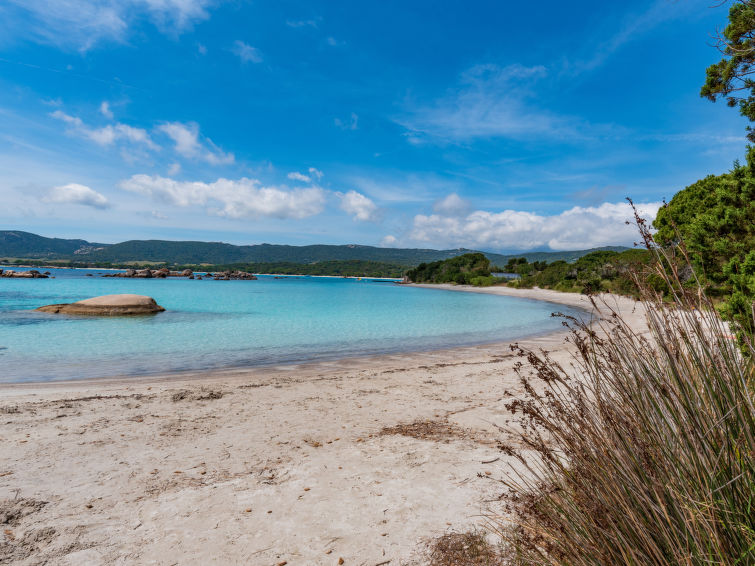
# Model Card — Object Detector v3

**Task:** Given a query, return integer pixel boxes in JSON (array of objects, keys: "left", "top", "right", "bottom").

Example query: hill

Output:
[
  {"left": 0, "top": 230, "right": 108, "bottom": 258},
  {"left": 0, "top": 230, "right": 629, "bottom": 267}
]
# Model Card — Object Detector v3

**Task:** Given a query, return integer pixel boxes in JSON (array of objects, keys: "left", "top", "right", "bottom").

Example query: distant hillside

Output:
[
  {"left": 0, "top": 230, "right": 108, "bottom": 258},
  {"left": 0, "top": 230, "right": 629, "bottom": 267}
]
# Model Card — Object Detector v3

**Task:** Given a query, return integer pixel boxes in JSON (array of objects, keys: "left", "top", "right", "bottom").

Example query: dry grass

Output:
[
  {"left": 494, "top": 215, "right": 755, "bottom": 565},
  {"left": 427, "top": 531, "right": 503, "bottom": 566},
  {"left": 379, "top": 419, "right": 468, "bottom": 443}
]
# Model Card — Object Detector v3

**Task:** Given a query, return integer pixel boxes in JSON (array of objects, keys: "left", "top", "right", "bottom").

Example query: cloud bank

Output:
[
  {"left": 120, "top": 175, "right": 326, "bottom": 219},
  {"left": 408, "top": 201, "right": 661, "bottom": 251}
]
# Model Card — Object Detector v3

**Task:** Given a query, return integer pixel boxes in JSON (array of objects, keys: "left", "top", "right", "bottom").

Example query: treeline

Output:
[
  {"left": 181, "top": 260, "right": 406, "bottom": 278},
  {"left": 0, "top": 257, "right": 406, "bottom": 278},
  {"left": 405, "top": 252, "right": 495, "bottom": 285},
  {"left": 503, "top": 249, "right": 653, "bottom": 296}
]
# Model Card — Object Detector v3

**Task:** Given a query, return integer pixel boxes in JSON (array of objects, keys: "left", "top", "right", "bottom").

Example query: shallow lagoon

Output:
[{"left": 0, "top": 268, "right": 579, "bottom": 382}]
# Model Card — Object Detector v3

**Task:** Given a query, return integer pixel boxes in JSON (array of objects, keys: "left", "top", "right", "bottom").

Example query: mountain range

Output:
[{"left": 0, "top": 230, "right": 629, "bottom": 267}]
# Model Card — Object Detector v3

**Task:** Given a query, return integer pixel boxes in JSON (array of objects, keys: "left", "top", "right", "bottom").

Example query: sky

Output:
[{"left": 0, "top": 0, "right": 748, "bottom": 252}]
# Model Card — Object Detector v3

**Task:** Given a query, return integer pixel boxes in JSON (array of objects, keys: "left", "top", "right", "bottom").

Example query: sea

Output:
[{"left": 0, "top": 268, "right": 580, "bottom": 383}]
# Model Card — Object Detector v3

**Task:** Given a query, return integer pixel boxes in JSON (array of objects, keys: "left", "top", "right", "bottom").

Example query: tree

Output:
[
  {"left": 701, "top": 1, "right": 755, "bottom": 140},
  {"left": 653, "top": 150, "right": 755, "bottom": 337}
]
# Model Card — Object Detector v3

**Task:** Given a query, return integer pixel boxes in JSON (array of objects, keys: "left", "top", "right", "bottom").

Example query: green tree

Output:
[
  {"left": 654, "top": 152, "right": 755, "bottom": 336},
  {"left": 405, "top": 253, "right": 492, "bottom": 285},
  {"left": 701, "top": 0, "right": 755, "bottom": 140}
]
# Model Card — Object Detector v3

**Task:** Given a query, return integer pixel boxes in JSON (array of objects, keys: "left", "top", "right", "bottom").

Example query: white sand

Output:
[{"left": 0, "top": 286, "right": 644, "bottom": 565}]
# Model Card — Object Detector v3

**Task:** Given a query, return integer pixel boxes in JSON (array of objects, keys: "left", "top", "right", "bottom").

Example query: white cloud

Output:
[
  {"left": 45, "top": 183, "right": 110, "bottom": 209},
  {"left": 231, "top": 40, "right": 263, "bottom": 63},
  {"left": 334, "top": 112, "right": 358, "bottom": 131},
  {"left": 168, "top": 162, "right": 181, "bottom": 176},
  {"left": 5, "top": 0, "right": 212, "bottom": 50},
  {"left": 408, "top": 201, "right": 661, "bottom": 251},
  {"left": 287, "top": 168, "right": 323, "bottom": 184},
  {"left": 157, "top": 121, "right": 234, "bottom": 165},
  {"left": 287, "top": 171, "right": 311, "bottom": 183},
  {"left": 380, "top": 235, "right": 397, "bottom": 247},
  {"left": 433, "top": 193, "right": 470, "bottom": 216},
  {"left": 339, "top": 190, "right": 378, "bottom": 222},
  {"left": 120, "top": 174, "right": 326, "bottom": 220},
  {"left": 51, "top": 110, "right": 158, "bottom": 150},
  {"left": 326, "top": 36, "right": 344, "bottom": 47},
  {"left": 99, "top": 101, "right": 113, "bottom": 119}
]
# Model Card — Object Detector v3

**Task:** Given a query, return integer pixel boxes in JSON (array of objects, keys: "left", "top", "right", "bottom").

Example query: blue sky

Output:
[{"left": 0, "top": 0, "right": 747, "bottom": 251}]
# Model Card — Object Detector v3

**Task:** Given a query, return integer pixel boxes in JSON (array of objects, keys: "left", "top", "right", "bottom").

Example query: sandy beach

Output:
[{"left": 0, "top": 286, "right": 644, "bottom": 565}]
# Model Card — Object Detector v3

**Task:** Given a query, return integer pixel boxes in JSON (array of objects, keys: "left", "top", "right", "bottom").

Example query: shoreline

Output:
[
  {"left": 0, "top": 286, "right": 644, "bottom": 564},
  {"left": 0, "top": 284, "right": 594, "bottom": 392},
  {"left": 0, "top": 265, "right": 403, "bottom": 280}
]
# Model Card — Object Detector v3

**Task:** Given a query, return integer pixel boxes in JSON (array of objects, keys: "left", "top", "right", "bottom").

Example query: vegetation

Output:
[
  {"left": 702, "top": 0, "right": 755, "bottom": 141},
  {"left": 188, "top": 260, "right": 406, "bottom": 278},
  {"left": 503, "top": 248, "right": 652, "bottom": 295},
  {"left": 427, "top": 531, "right": 503, "bottom": 565},
  {"left": 405, "top": 253, "right": 494, "bottom": 285},
  {"left": 654, "top": 153, "right": 755, "bottom": 337},
  {"left": 0, "top": 257, "right": 405, "bottom": 278},
  {"left": 497, "top": 248, "right": 755, "bottom": 565}
]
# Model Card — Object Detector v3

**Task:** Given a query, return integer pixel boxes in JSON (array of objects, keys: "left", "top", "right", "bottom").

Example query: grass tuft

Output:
[{"left": 428, "top": 531, "right": 503, "bottom": 566}]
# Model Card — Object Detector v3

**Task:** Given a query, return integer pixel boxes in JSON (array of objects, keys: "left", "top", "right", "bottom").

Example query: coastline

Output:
[{"left": 0, "top": 286, "right": 644, "bottom": 564}]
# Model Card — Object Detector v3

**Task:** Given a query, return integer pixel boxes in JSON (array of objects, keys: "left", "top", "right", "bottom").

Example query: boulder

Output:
[{"left": 36, "top": 294, "right": 166, "bottom": 316}]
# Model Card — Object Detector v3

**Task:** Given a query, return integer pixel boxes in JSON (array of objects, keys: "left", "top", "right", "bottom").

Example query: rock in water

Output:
[{"left": 36, "top": 294, "right": 166, "bottom": 316}]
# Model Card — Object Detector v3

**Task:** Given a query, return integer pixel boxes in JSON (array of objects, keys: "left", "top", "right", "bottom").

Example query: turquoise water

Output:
[{"left": 0, "top": 268, "right": 578, "bottom": 383}]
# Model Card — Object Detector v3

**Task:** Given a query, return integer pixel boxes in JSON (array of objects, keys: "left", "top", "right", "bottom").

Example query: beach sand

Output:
[{"left": 0, "top": 286, "right": 644, "bottom": 565}]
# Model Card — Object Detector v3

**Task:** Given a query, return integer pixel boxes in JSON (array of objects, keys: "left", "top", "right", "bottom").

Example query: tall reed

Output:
[{"left": 495, "top": 215, "right": 755, "bottom": 565}]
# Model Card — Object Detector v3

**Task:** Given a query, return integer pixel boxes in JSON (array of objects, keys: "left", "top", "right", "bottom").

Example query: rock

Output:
[
  {"left": 1, "top": 270, "right": 48, "bottom": 278},
  {"left": 136, "top": 269, "right": 153, "bottom": 278},
  {"left": 181, "top": 269, "right": 193, "bottom": 277},
  {"left": 212, "top": 270, "right": 257, "bottom": 281},
  {"left": 36, "top": 294, "right": 166, "bottom": 316}
]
